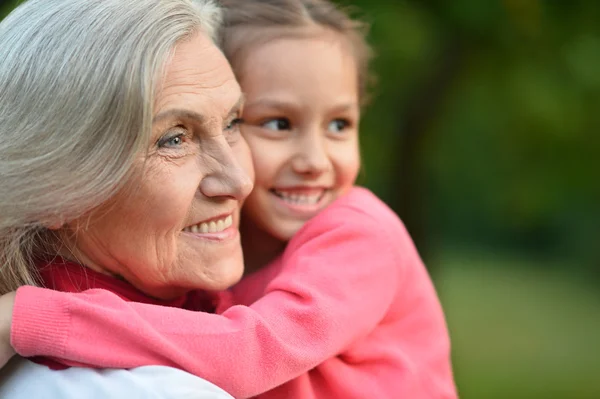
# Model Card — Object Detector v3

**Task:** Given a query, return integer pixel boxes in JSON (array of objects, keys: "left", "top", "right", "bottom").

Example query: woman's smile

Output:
[{"left": 181, "top": 213, "right": 239, "bottom": 241}]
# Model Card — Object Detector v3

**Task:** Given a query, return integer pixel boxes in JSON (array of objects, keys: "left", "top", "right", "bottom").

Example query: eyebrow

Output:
[
  {"left": 246, "top": 99, "right": 358, "bottom": 113},
  {"left": 230, "top": 94, "right": 245, "bottom": 117},
  {"left": 329, "top": 102, "right": 359, "bottom": 113},
  {"left": 152, "top": 109, "right": 204, "bottom": 124},
  {"left": 152, "top": 94, "right": 245, "bottom": 124},
  {"left": 244, "top": 98, "right": 297, "bottom": 110}
]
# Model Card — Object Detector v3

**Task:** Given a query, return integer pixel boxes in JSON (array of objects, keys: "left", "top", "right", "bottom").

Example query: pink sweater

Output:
[{"left": 12, "top": 187, "right": 457, "bottom": 398}]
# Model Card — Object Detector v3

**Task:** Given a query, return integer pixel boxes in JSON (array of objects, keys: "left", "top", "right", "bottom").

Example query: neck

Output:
[
  {"left": 54, "top": 230, "right": 185, "bottom": 300},
  {"left": 240, "top": 217, "right": 286, "bottom": 277}
]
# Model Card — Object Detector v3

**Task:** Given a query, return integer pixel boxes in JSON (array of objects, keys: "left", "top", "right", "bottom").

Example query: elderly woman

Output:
[{"left": 0, "top": 0, "right": 253, "bottom": 397}]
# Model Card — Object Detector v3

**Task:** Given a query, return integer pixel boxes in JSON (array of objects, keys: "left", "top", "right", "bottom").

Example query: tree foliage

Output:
[{"left": 337, "top": 0, "right": 598, "bottom": 269}]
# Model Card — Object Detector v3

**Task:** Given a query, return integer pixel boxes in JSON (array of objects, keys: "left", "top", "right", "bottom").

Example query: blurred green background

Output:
[
  {"left": 342, "top": 1, "right": 600, "bottom": 397},
  {"left": 2, "top": 0, "right": 598, "bottom": 397}
]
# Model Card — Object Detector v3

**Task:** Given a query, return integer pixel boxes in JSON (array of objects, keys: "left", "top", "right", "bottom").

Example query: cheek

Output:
[
  {"left": 333, "top": 141, "right": 361, "bottom": 188},
  {"left": 240, "top": 150, "right": 278, "bottom": 225},
  {"left": 100, "top": 163, "right": 198, "bottom": 257},
  {"left": 244, "top": 137, "right": 281, "bottom": 188},
  {"left": 251, "top": 156, "right": 273, "bottom": 188},
  {"left": 129, "top": 169, "right": 196, "bottom": 230}
]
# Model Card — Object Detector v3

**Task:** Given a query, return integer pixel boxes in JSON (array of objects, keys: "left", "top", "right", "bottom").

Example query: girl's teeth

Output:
[
  {"left": 274, "top": 191, "right": 322, "bottom": 205},
  {"left": 184, "top": 215, "right": 233, "bottom": 234}
]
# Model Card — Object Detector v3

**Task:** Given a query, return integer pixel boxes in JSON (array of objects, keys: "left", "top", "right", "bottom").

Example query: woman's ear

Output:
[
  {"left": 45, "top": 216, "right": 65, "bottom": 231},
  {"left": 47, "top": 222, "right": 64, "bottom": 231}
]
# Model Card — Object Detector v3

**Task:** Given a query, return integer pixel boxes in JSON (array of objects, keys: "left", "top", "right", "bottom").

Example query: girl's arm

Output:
[{"left": 10, "top": 208, "right": 402, "bottom": 398}]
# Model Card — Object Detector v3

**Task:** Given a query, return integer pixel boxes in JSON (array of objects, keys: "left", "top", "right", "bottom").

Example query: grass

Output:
[{"left": 433, "top": 251, "right": 600, "bottom": 399}]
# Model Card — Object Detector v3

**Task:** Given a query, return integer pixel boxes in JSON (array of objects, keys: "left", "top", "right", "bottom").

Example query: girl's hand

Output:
[{"left": 0, "top": 292, "right": 16, "bottom": 368}]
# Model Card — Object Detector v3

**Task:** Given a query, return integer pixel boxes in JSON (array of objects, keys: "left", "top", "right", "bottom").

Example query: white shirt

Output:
[{"left": 0, "top": 356, "right": 233, "bottom": 399}]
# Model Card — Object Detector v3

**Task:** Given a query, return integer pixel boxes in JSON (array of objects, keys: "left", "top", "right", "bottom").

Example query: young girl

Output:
[{"left": 4, "top": 0, "right": 456, "bottom": 397}]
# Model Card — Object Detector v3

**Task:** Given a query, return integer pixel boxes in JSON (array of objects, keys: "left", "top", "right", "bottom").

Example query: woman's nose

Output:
[
  {"left": 199, "top": 138, "right": 254, "bottom": 201},
  {"left": 292, "top": 130, "right": 331, "bottom": 176}
]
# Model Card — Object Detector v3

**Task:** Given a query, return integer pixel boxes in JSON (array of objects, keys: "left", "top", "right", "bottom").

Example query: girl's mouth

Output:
[{"left": 270, "top": 188, "right": 327, "bottom": 205}]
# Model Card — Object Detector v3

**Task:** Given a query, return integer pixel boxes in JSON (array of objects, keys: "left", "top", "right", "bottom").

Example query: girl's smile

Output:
[{"left": 270, "top": 186, "right": 331, "bottom": 218}]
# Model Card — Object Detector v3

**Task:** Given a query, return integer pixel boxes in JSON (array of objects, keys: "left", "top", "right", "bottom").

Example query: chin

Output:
[
  {"left": 214, "top": 272, "right": 243, "bottom": 291},
  {"left": 205, "top": 259, "right": 245, "bottom": 291},
  {"left": 271, "top": 222, "right": 305, "bottom": 243}
]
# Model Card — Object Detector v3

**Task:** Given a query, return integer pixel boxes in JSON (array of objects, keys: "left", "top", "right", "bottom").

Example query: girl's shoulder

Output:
[
  {"left": 306, "top": 186, "right": 406, "bottom": 235},
  {"left": 332, "top": 186, "right": 400, "bottom": 222},
  {"left": 289, "top": 186, "right": 414, "bottom": 255}
]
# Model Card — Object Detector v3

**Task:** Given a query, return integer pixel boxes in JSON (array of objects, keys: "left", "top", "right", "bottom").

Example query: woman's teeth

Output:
[
  {"left": 273, "top": 190, "right": 322, "bottom": 205},
  {"left": 183, "top": 215, "right": 233, "bottom": 234}
]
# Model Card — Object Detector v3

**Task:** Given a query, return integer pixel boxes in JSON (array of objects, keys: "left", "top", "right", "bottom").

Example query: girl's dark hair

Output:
[{"left": 218, "top": 0, "right": 374, "bottom": 104}]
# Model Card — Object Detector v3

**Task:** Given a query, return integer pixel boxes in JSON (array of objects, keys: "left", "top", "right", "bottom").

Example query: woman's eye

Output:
[
  {"left": 328, "top": 119, "right": 350, "bottom": 133},
  {"left": 157, "top": 132, "right": 185, "bottom": 148},
  {"left": 262, "top": 118, "right": 291, "bottom": 131},
  {"left": 226, "top": 117, "right": 244, "bottom": 131}
]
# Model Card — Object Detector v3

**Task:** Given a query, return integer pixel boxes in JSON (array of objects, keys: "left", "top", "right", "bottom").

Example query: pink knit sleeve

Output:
[{"left": 11, "top": 209, "right": 400, "bottom": 398}]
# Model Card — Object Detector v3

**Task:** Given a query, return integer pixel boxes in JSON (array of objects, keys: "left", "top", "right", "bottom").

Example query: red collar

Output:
[
  {"left": 37, "top": 257, "right": 190, "bottom": 308},
  {"left": 32, "top": 257, "right": 199, "bottom": 369}
]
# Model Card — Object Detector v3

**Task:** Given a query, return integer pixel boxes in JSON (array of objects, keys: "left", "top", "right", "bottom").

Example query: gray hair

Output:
[{"left": 0, "top": 0, "right": 222, "bottom": 294}]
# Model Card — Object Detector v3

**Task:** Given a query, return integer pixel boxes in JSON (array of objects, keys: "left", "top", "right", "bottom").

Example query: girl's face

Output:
[{"left": 239, "top": 30, "right": 361, "bottom": 242}]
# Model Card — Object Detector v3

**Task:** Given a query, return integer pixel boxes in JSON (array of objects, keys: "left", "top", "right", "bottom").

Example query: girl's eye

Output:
[
  {"left": 157, "top": 132, "right": 185, "bottom": 149},
  {"left": 226, "top": 117, "right": 244, "bottom": 131},
  {"left": 262, "top": 118, "right": 291, "bottom": 131},
  {"left": 328, "top": 119, "right": 350, "bottom": 133}
]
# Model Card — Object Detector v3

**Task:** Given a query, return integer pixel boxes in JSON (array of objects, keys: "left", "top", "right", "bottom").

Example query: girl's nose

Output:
[{"left": 291, "top": 129, "right": 332, "bottom": 176}]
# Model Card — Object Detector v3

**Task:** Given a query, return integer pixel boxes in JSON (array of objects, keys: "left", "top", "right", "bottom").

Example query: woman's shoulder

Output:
[{"left": 0, "top": 356, "right": 233, "bottom": 399}]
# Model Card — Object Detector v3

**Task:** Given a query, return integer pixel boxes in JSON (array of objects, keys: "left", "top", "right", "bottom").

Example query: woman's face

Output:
[
  {"left": 62, "top": 32, "right": 254, "bottom": 299},
  {"left": 239, "top": 30, "right": 361, "bottom": 243}
]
